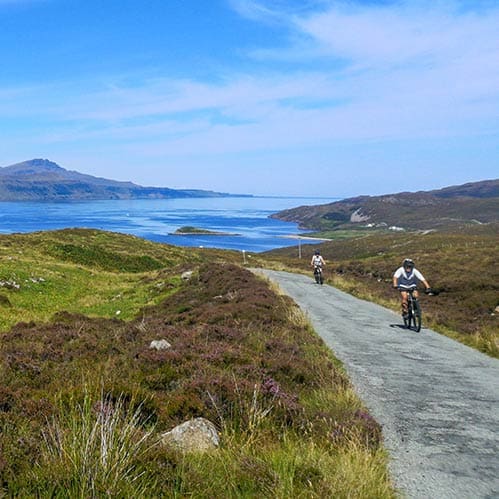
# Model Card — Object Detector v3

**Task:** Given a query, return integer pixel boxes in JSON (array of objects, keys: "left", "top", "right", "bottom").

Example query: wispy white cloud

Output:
[
  {"left": 24, "top": 3, "right": 497, "bottom": 134},
  {"left": 295, "top": 1, "right": 499, "bottom": 67},
  {"left": 228, "top": 0, "right": 324, "bottom": 23},
  {"left": 227, "top": 0, "right": 277, "bottom": 23},
  {"left": 1, "top": 0, "right": 497, "bottom": 193}
]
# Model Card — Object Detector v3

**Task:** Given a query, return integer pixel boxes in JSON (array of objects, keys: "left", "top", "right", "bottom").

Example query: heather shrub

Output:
[{"left": 0, "top": 257, "right": 391, "bottom": 496}]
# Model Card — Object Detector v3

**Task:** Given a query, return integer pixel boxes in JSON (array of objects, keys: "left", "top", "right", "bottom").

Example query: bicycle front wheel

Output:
[{"left": 412, "top": 300, "right": 422, "bottom": 332}]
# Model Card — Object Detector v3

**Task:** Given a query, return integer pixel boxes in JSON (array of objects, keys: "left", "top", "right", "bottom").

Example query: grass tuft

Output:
[{"left": 36, "top": 388, "right": 156, "bottom": 497}]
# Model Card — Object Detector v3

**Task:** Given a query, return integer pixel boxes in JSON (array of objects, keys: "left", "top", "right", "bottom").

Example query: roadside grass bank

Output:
[
  {"left": 0, "top": 229, "right": 395, "bottom": 497},
  {"left": 261, "top": 228, "right": 499, "bottom": 358}
]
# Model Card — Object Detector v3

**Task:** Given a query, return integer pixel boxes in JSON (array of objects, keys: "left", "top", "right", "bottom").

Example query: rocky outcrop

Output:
[{"left": 350, "top": 208, "right": 370, "bottom": 223}]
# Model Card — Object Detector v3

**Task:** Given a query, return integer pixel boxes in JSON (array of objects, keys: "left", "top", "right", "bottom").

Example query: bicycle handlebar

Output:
[{"left": 394, "top": 286, "right": 439, "bottom": 296}]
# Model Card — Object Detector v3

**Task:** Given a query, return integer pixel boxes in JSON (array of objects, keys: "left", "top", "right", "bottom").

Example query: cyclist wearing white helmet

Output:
[{"left": 393, "top": 258, "right": 431, "bottom": 318}]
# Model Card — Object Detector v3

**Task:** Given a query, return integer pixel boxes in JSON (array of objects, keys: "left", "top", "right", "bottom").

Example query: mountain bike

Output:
[
  {"left": 404, "top": 289, "right": 422, "bottom": 332},
  {"left": 401, "top": 288, "right": 436, "bottom": 332},
  {"left": 313, "top": 265, "right": 324, "bottom": 285}
]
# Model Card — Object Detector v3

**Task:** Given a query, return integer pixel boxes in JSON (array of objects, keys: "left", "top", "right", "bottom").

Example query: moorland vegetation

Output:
[
  {"left": 0, "top": 229, "right": 394, "bottom": 497},
  {"left": 1, "top": 177, "right": 497, "bottom": 496},
  {"left": 265, "top": 178, "right": 498, "bottom": 358},
  {"left": 263, "top": 224, "right": 499, "bottom": 358}
]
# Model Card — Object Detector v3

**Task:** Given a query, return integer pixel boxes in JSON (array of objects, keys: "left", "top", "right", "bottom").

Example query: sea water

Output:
[{"left": 0, "top": 197, "right": 336, "bottom": 253}]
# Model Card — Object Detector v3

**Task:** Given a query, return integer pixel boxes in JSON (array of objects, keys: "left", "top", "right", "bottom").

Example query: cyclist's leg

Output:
[{"left": 400, "top": 291, "right": 409, "bottom": 316}]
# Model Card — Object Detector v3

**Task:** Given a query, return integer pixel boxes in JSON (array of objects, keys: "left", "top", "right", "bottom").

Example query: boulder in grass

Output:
[
  {"left": 181, "top": 271, "right": 193, "bottom": 281},
  {"left": 149, "top": 339, "right": 172, "bottom": 351},
  {"left": 161, "top": 417, "right": 220, "bottom": 453}
]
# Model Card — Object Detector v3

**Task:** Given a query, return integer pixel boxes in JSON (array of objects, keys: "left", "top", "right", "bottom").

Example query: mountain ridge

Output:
[
  {"left": 0, "top": 159, "right": 249, "bottom": 201},
  {"left": 272, "top": 178, "right": 499, "bottom": 231}
]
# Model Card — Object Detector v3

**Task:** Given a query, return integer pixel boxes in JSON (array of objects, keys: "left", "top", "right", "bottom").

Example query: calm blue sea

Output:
[{"left": 0, "top": 197, "right": 336, "bottom": 253}]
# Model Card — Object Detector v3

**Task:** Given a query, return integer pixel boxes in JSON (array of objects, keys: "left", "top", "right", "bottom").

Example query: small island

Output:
[{"left": 171, "top": 226, "right": 240, "bottom": 236}]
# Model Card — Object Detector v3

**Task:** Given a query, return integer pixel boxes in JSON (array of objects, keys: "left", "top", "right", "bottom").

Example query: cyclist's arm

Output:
[
  {"left": 414, "top": 269, "right": 431, "bottom": 290},
  {"left": 393, "top": 268, "right": 402, "bottom": 288}
]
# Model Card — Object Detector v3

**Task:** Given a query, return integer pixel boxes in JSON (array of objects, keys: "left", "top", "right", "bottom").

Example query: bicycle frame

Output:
[
  {"left": 404, "top": 289, "right": 422, "bottom": 332},
  {"left": 313, "top": 265, "right": 324, "bottom": 285}
]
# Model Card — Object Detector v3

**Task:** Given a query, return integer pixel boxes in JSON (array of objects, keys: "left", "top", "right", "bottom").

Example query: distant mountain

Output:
[
  {"left": 0, "top": 159, "right": 248, "bottom": 201},
  {"left": 272, "top": 179, "right": 499, "bottom": 231}
]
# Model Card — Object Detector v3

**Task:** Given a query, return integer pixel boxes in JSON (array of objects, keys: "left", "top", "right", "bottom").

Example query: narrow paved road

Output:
[{"left": 256, "top": 269, "right": 499, "bottom": 499}]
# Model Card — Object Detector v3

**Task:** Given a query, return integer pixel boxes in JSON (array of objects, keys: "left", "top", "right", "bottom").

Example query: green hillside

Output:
[
  {"left": 0, "top": 228, "right": 228, "bottom": 330},
  {"left": 272, "top": 179, "right": 499, "bottom": 231},
  {"left": 0, "top": 229, "right": 394, "bottom": 497},
  {"left": 1, "top": 224, "right": 496, "bottom": 496}
]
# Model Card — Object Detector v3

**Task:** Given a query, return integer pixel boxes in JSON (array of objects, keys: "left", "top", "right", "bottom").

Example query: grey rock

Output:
[
  {"left": 149, "top": 339, "right": 172, "bottom": 351},
  {"left": 161, "top": 417, "right": 219, "bottom": 453},
  {"left": 181, "top": 271, "right": 193, "bottom": 280}
]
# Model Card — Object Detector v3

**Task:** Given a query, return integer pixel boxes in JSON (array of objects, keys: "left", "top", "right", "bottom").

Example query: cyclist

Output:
[
  {"left": 310, "top": 249, "right": 326, "bottom": 283},
  {"left": 393, "top": 258, "right": 431, "bottom": 318}
]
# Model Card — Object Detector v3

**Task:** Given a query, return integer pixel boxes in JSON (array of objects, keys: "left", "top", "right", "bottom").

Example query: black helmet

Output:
[
  {"left": 315, "top": 250, "right": 320, "bottom": 255},
  {"left": 403, "top": 258, "right": 414, "bottom": 269}
]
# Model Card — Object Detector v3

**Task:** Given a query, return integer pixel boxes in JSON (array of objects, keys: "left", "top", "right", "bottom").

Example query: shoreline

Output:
[{"left": 281, "top": 235, "right": 331, "bottom": 241}]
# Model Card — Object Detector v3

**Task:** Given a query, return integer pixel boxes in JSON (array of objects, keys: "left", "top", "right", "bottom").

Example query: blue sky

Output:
[{"left": 1, "top": 0, "right": 498, "bottom": 197}]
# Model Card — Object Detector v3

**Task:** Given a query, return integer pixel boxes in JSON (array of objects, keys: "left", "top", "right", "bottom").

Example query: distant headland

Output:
[
  {"left": 271, "top": 178, "right": 499, "bottom": 232},
  {"left": 0, "top": 159, "right": 253, "bottom": 202}
]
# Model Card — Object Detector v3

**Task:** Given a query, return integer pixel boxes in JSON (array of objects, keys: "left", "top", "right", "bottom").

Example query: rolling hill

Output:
[
  {"left": 272, "top": 179, "right": 499, "bottom": 232},
  {"left": 0, "top": 159, "right": 246, "bottom": 201}
]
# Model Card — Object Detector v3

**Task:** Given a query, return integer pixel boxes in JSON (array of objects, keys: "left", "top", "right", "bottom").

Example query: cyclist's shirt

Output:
[
  {"left": 312, "top": 255, "right": 323, "bottom": 268},
  {"left": 393, "top": 267, "right": 425, "bottom": 290}
]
